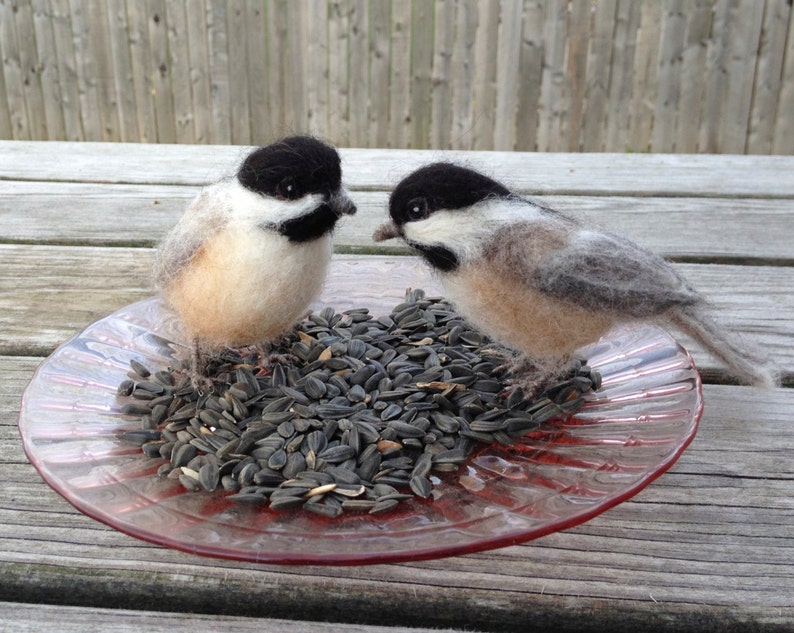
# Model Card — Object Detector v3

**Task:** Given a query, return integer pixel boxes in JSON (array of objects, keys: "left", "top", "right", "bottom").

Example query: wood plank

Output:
[
  {"left": 185, "top": 0, "right": 212, "bottom": 144},
  {"left": 0, "top": 602, "right": 476, "bottom": 633},
  {"left": 674, "top": 0, "right": 712, "bottom": 153},
  {"left": 0, "top": 0, "right": 32, "bottom": 139},
  {"left": 448, "top": 0, "right": 477, "bottom": 151},
  {"left": 536, "top": 0, "right": 568, "bottom": 152},
  {"left": 286, "top": 0, "right": 307, "bottom": 134},
  {"left": 74, "top": 0, "right": 119, "bottom": 141},
  {"left": 165, "top": 0, "right": 196, "bottom": 144},
  {"left": 15, "top": 0, "right": 49, "bottom": 140},
  {"left": 564, "top": 0, "right": 591, "bottom": 152},
  {"left": 206, "top": 0, "right": 231, "bottom": 144},
  {"left": 470, "top": 1, "right": 498, "bottom": 151},
  {"left": 514, "top": 0, "right": 544, "bottom": 151},
  {"left": 746, "top": 0, "right": 791, "bottom": 154},
  {"left": 226, "top": 0, "right": 251, "bottom": 145},
  {"left": 720, "top": 0, "right": 765, "bottom": 153},
  {"left": 48, "top": 0, "right": 83, "bottom": 141},
  {"left": 628, "top": 1, "right": 662, "bottom": 153},
  {"left": 581, "top": 0, "right": 617, "bottom": 153},
  {"left": 492, "top": 0, "right": 523, "bottom": 151},
  {"left": 2, "top": 181, "right": 793, "bottom": 262},
  {"left": 30, "top": 0, "right": 66, "bottom": 141},
  {"left": 772, "top": 0, "right": 794, "bottom": 155},
  {"left": 367, "top": 0, "right": 390, "bottom": 148},
  {"left": 409, "top": 0, "right": 434, "bottom": 149},
  {"left": 125, "top": 0, "right": 158, "bottom": 143},
  {"left": 347, "top": 0, "right": 369, "bottom": 148},
  {"left": 148, "top": 0, "right": 177, "bottom": 144},
  {"left": 651, "top": 0, "right": 686, "bottom": 153},
  {"left": 1, "top": 362, "right": 791, "bottom": 630},
  {"left": 327, "top": 0, "right": 351, "bottom": 146},
  {"left": 304, "top": 0, "right": 330, "bottom": 140},
  {"left": 245, "top": 0, "right": 269, "bottom": 145},
  {"left": 430, "top": 0, "right": 456, "bottom": 150},
  {"left": 389, "top": 0, "right": 411, "bottom": 149},
  {"left": 106, "top": 0, "right": 140, "bottom": 142},
  {"left": 0, "top": 247, "right": 791, "bottom": 379},
  {"left": 604, "top": 0, "right": 641, "bottom": 153},
  {"left": 699, "top": 0, "right": 732, "bottom": 154},
  {"left": 3, "top": 141, "right": 794, "bottom": 197}
]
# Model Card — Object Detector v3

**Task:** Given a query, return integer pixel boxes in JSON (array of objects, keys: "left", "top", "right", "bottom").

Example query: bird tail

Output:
[{"left": 667, "top": 305, "right": 779, "bottom": 389}]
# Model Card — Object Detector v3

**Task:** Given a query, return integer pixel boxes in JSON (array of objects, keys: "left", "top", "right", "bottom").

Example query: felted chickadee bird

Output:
[
  {"left": 153, "top": 136, "right": 356, "bottom": 381},
  {"left": 373, "top": 162, "right": 777, "bottom": 393}
]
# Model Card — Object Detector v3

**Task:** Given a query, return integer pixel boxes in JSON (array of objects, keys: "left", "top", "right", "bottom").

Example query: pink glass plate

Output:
[{"left": 18, "top": 257, "right": 702, "bottom": 565}]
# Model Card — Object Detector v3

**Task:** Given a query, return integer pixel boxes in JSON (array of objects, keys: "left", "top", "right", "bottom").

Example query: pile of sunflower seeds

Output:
[{"left": 118, "top": 289, "right": 601, "bottom": 518}]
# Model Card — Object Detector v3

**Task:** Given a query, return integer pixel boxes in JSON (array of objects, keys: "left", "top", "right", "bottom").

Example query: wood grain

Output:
[
  {"left": 2, "top": 180, "right": 793, "bottom": 261},
  {"left": 2, "top": 358, "right": 791, "bottom": 630},
  {"left": 1, "top": 602, "right": 476, "bottom": 633},
  {"left": 2, "top": 1, "right": 793, "bottom": 153},
  {"left": 2, "top": 141, "right": 794, "bottom": 197},
  {"left": 1, "top": 141, "right": 791, "bottom": 631},
  {"left": 0, "top": 247, "right": 791, "bottom": 380}
]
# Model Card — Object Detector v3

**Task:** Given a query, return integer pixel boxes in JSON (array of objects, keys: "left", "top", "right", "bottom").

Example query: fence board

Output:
[
  {"left": 14, "top": 1, "right": 48, "bottom": 140},
  {"left": 206, "top": 0, "right": 230, "bottom": 144},
  {"left": 746, "top": 0, "right": 789, "bottom": 154},
  {"left": 721, "top": 0, "right": 764, "bottom": 153},
  {"left": 183, "top": 1, "right": 210, "bottom": 144},
  {"left": 629, "top": 1, "right": 662, "bottom": 152},
  {"left": 675, "top": 0, "right": 712, "bottom": 153},
  {"left": 1, "top": 0, "right": 31, "bottom": 139},
  {"left": 537, "top": 0, "right": 568, "bottom": 152},
  {"left": 449, "top": 0, "right": 477, "bottom": 151},
  {"left": 328, "top": 0, "right": 351, "bottom": 146},
  {"left": 0, "top": 0, "right": 793, "bottom": 154},
  {"left": 348, "top": 0, "right": 369, "bottom": 148},
  {"left": 48, "top": 0, "right": 81, "bottom": 140},
  {"left": 245, "top": 0, "right": 268, "bottom": 144},
  {"left": 565, "top": 0, "right": 590, "bottom": 152},
  {"left": 368, "top": 0, "right": 390, "bottom": 148},
  {"left": 772, "top": 1, "right": 794, "bottom": 154},
  {"left": 106, "top": 0, "right": 138, "bottom": 142},
  {"left": 471, "top": 1, "right": 498, "bottom": 150},
  {"left": 493, "top": 0, "right": 523, "bottom": 151},
  {"left": 31, "top": 0, "right": 65, "bottom": 140},
  {"left": 125, "top": 1, "right": 157, "bottom": 142},
  {"left": 514, "top": 0, "right": 544, "bottom": 151},
  {"left": 604, "top": 0, "right": 640, "bottom": 152},
  {"left": 164, "top": 0, "right": 192, "bottom": 144},
  {"left": 430, "top": 0, "right": 455, "bottom": 150},
  {"left": 389, "top": 0, "right": 411, "bottom": 149},
  {"left": 149, "top": 0, "right": 177, "bottom": 144},
  {"left": 582, "top": 0, "right": 617, "bottom": 152},
  {"left": 652, "top": 0, "right": 686, "bottom": 153}
]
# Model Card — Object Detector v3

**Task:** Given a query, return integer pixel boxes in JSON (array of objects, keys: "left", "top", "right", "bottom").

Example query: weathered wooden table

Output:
[{"left": 1, "top": 141, "right": 792, "bottom": 632}]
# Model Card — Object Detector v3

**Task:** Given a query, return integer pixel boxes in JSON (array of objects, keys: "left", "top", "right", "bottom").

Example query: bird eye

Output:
[
  {"left": 276, "top": 176, "right": 300, "bottom": 200},
  {"left": 406, "top": 197, "right": 429, "bottom": 221}
]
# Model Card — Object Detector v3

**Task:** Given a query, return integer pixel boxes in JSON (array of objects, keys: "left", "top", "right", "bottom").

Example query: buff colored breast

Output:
[
  {"left": 164, "top": 226, "right": 332, "bottom": 348},
  {"left": 441, "top": 263, "right": 616, "bottom": 361}
]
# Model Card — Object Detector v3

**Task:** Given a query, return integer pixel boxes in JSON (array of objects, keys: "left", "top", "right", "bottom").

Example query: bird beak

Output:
[
  {"left": 331, "top": 189, "right": 357, "bottom": 216},
  {"left": 372, "top": 221, "right": 402, "bottom": 242}
]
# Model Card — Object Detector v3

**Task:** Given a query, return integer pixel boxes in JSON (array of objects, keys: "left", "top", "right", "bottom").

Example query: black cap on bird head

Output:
[
  {"left": 238, "top": 136, "right": 345, "bottom": 203},
  {"left": 373, "top": 163, "right": 512, "bottom": 242},
  {"left": 239, "top": 136, "right": 356, "bottom": 243}
]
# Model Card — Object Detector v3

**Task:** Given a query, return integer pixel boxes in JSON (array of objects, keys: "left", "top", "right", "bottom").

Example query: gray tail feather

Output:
[{"left": 667, "top": 305, "right": 779, "bottom": 389}]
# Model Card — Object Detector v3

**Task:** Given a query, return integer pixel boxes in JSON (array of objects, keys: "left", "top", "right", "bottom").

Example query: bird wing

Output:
[
  {"left": 152, "top": 185, "right": 232, "bottom": 288},
  {"left": 529, "top": 229, "right": 702, "bottom": 317}
]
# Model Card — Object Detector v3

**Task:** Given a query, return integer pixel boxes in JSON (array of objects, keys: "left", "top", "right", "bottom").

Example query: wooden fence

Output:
[{"left": 1, "top": 0, "right": 792, "bottom": 154}]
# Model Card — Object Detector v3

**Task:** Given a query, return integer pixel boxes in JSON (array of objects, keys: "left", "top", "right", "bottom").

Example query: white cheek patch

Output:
[
  {"left": 402, "top": 198, "right": 542, "bottom": 264},
  {"left": 226, "top": 180, "right": 324, "bottom": 226}
]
